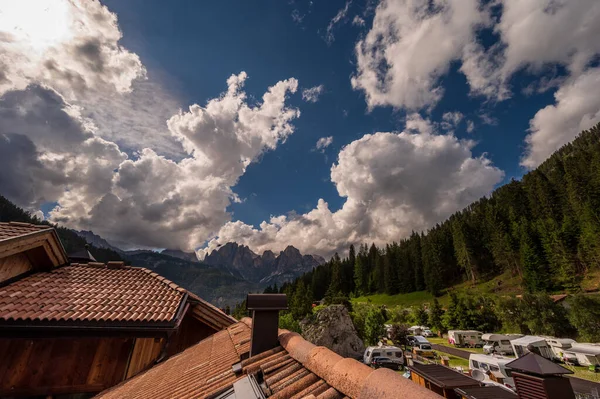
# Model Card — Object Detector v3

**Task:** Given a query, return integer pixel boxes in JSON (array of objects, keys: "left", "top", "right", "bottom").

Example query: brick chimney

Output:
[
  {"left": 506, "top": 353, "right": 575, "bottom": 399},
  {"left": 246, "top": 294, "right": 288, "bottom": 357}
]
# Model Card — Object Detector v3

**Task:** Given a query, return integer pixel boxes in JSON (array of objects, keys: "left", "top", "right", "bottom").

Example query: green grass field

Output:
[{"left": 352, "top": 269, "right": 600, "bottom": 309}]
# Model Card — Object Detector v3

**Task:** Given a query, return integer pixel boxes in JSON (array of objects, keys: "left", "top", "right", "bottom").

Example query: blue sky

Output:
[{"left": 1, "top": 0, "right": 599, "bottom": 257}]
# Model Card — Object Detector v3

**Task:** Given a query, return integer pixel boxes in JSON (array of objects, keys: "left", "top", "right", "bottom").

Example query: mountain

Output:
[
  {"left": 203, "top": 242, "right": 325, "bottom": 286},
  {"left": 124, "top": 250, "right": 256, "bottom": 307},
  {"left": 75, "top": 230, "right": 124, "bottom": 253},
  {"left": 161, "top": 249, "right": 199, "bottom": 263}
]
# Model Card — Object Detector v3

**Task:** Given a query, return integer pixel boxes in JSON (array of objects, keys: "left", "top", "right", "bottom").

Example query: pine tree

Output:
[{"left": 428, "top": 298, "right": 445, "bottom": 334}]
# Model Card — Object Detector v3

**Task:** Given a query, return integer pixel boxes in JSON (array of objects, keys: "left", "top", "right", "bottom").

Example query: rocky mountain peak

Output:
[{"left": 203, "top": 242, "right": 324, "bottom": 286}]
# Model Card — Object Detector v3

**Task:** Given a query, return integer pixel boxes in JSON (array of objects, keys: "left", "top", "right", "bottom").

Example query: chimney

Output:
[
  {"left": 505, "top": 353, "right": 575, "bottom": 399},
  {"left": 246, "top": 294, "right": 288, "bottom": 357}
]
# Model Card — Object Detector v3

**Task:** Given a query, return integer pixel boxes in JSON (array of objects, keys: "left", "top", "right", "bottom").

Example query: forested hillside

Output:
[
  {"left": 0, "top": 196, "right": 124, "bottom": 263},
  {"left": 279, "top": 123, "right": 600, "bottom": 302}
]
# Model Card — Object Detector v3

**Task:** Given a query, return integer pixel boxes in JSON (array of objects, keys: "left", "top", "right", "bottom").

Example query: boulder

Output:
[{"left": 300, "top": 305, "right": 365, "bottom": 359}]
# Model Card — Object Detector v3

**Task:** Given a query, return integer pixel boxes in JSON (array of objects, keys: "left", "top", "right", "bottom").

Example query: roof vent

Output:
[{"left": 246, "top": 294, "right": 287, "bottom": 357}]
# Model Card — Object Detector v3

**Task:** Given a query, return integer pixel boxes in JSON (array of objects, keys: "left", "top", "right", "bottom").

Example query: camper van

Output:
[
  {"left": 468, "top": 353, "right": 516, "bottom": 391},
  {"left": 363, "top": 345, "right": 404, "bottom": 366},
  {"left": 545, "top": 338, "right": 576, "bottom": 361},
  {"left": 565, "top": 343, "right": 600, "bottom": 366},
  {"left": 408, "top": 325, "right": 428, "bottom": 336},
  {"left": 511, "top": 336, "right": 554, "bottom": 359},
  {"left": 448, "top": 330, "right": 484, "bottom": 348},
  {"left": 482, "top": 334, "right": 522, "bottom": 355}
]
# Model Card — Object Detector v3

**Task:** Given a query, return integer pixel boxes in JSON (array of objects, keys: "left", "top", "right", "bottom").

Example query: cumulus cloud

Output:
[
  {"left": 0, "top": 0, "right": 145, "bottom": 99},
  {"left": 302, "top": 85, "right": 324, "bottom": 103},
  {"left": 49, "top": 72, "right": 300, "bottom": 251},
  {"left": 441, "top": 112, "right": 464, "bottom": 131},
  {"left": 325, "top": 1, "right": 352, "bottom": 44},
  {"left": 522, "top": 67, "right": 600, "bottom": 168},
  {"left": 315, "top": 136, "right": 334, "bottom": 152},
  {"left": 200, "top": 115, "right": 504, "bottom": 258},
  {"left": 352, "top": 0, "right": 489, "bottom": 110}
]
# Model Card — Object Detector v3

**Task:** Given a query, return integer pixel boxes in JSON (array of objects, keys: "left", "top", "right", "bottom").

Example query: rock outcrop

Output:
[{"left": 300, "top": 305, "right": 365, "bottom": 359}]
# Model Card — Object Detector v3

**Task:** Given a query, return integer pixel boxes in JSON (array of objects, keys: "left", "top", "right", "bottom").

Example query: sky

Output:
[{"left": 1, "top": 0, "right": 599, "bottom": 258}]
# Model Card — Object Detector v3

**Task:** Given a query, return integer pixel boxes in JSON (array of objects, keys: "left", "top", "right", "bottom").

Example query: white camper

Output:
[
  {"left": 448, "top": 330, "right": 484, "bottom": 348},
  {"left": 468, "top": 353, "right": 516, "bottom": 391},
  {"left": 408, "top": 326, "right": 428, "bottom": 336},
  {"left": 565, "top": 343, "right": 600, "bottom": 366},
  {"left": 482, "top": 334, "right": 522, "bottom": 355},
  {"left": 511, "top": 336, "right": 554, "bottom": 360},
  {"left": 363, "top": 345, "right": 404, "bottom": 366},
  {"left": 545, "top": 338, "right": 576, "bottom": 361}
]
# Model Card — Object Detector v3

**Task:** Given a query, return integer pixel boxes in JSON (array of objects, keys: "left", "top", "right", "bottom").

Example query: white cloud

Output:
[
  {"left": 479, "top": 113, "right": 498, "bottom": 126},
  {"left": 0, "top": 0, "right": 145, "bottom": 99},
  {"left": 466, "top": 120, "right": 475, "bottom": 133},
  {"left": 315, "top": 136, "right": 334, "bottom": 152},
  {"left": 302, "top": 85, "right": 324, "bottom": 103},
  {"left": 200, "top": 115, "right": 504, "bottom": 258},
  {"left": 0, "top": 1, "right": 302, "bottom": 252},
  {"left": 351, "top": 0, "right": 489, "bottom": 110},
  {"left": 325, "top": 1, "right": 352, "bottom": 44},
  {"left": 522, "top": 67, "right": 600, "bottom": 168},
  {"left": 441, "top": 111, "right": 464, "bottom": 131},
  {"left": 49, "top": 72, "right": 300, "bottom": 251},
  {"left": 352, "top": 15, "right": 365, "bottom": 26}
]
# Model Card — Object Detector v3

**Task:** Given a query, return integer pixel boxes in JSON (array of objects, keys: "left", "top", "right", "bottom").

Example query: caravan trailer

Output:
[
  {"left": 408, "top": 326, "right": 428, "bottom": 336},
  {"left": 448, "top": 330, "right": 484, "bottom": 348},
  {"left": 545, "top": 338, "right": 576, "bottom": 361},
  {"left": 566, "top": 343, "right": 600, "bottom": 366},
  {"left": 468, "top": 353, "right": 516, "bottom": 391},
  {"left": 511, "top": 336, "right": 554, "bottom": 360},
  {"left": 482, "top": 334, "right": 522, "bottom": 355}
]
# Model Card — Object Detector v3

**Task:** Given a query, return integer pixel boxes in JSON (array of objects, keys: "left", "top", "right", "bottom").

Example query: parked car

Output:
[
  {"left": 407, "top": 335, "right": 435, "bottom": 358},
  {"left": 370, "top": 356, "right": 403, "bottom": 370},
  {"left": 363, "top": 345, "right": 405, "bottom": 366}
]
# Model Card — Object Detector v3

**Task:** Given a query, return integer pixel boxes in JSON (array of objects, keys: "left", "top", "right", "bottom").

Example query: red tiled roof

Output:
[
  {"left": 95, "top": 319, "right": 440, "bottom": 399},
  {"left": 0, "top": 222, "right": 52, "bottom": 241},
  {"left": 0, "top": 263, "right": 185, "bottom": 324}
]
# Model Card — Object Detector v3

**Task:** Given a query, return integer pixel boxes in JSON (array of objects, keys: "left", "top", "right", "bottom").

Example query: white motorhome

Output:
[
  {"left": 363, "top": 345, "right": 404, "bottom": 366},
  {"left": 482, "top": 334, "right": 522, "bottom": 355},
  {"left": 565, "top": 343, "right": 600, "bottom": 366},
  {"left": 448, "top": 330, "right": 484, "bottom": 348},
  {"left": 511, "top": 336, "right": 554, "bottom": 360},
  {"left": 545, "top": 338, "right": 576, "bottom": 361},
  {"left": 408, "top": 325, "right": 428, "bottom": 336},
  {"left": 468, "top": 353, "right": 516, "bottom": 391}
]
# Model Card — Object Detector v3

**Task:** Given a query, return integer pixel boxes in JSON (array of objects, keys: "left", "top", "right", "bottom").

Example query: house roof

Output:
[
  {"left": 0, "top": 263, "right": 185, "bottom": 326},
  {"left": 505, "top": 353, "right": 573, "bottom": 376},
  {"left": 0, "top": 222, "right": 68, "bottom": 269},
  {"left": 95, "top": 319, "right": 440, "bottom": 399},
  {"left": 408, "top": 364, "right": 481, "bottom": 389},
  {"left": 454, "top": 386, "right": 517, "bottom": 399},
  {"left": 0, "top": 221, "right": 51, "bottom": 240},
  {"left": 0, "top": 262, "right": 236, "bottom": 331}
]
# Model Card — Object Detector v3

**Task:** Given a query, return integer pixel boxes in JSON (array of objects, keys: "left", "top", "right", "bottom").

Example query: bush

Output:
[
  {"left": 279, "top": 312, "right": 301, "bottom": 333},
  {"left": 567, "top": 294, "right": 600, "bottom": 341}
]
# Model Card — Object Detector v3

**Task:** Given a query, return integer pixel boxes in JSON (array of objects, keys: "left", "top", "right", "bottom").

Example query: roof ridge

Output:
[{"left": 275, "top": 327, "right": 438, "bottom": 398}]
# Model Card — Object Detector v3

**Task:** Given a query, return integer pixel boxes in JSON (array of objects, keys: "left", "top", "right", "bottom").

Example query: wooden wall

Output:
[
  {"left": 169, "top": 312, "right": 217, "bottom": 357},
  {"left": 126, "top": 337, "right": 165, "bottom": 379},
  {"left": 0, "top": 337, "right": 137, "bottom": 397},
  {"left": 0, "top": 252, "right": 32, "bottom": 283}
]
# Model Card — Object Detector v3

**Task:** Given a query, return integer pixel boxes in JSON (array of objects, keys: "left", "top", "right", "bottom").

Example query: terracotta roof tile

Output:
[
  {"left": 0, "top": 222, "right": 51, "bottom": 241},
  {"left": 0, "top": 264, "right": 184, "bottom": 324},
  {"left": 95, "top": 320, "right": 442, "bottom": 399}
]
